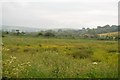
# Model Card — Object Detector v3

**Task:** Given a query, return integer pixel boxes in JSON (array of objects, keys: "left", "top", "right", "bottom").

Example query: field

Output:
[
  {"left": 2, "top": 35, "right": 118, "bottom": 78},
  {"left": 98, "top": 32, "right": 119, "bottom": 37}
]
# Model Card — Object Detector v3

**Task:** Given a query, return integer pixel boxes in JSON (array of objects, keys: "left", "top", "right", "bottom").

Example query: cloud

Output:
[{"left": 1, "top": 0, "right": 118, "bottom": 29}]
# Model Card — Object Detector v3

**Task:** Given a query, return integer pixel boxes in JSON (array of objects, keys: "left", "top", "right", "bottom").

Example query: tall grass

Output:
[{"left": 2, "top": 35, "right": 118, "bottom": 78}]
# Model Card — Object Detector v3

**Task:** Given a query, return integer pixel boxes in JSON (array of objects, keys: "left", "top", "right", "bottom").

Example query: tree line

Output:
[{"left": 2, "top": 25, "right": 120, "bottom": 40}]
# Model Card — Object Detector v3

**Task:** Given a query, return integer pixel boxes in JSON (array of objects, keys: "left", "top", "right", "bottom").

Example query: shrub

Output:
[
  {"left": 44, "top": 32, "right": 55, "bottom": 37},
  {"left": 2, "top": 35, "right": 5, "bottom": 38},
  {"left": 37, "top": 32, "right": 43, "bottom": 36}
]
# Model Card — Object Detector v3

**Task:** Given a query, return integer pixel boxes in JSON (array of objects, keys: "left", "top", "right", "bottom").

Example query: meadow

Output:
[{"left": 2, "top": 35, "right": 118, "bottom": 78}]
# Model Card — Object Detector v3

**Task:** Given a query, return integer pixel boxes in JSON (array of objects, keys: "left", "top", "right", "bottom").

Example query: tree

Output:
[
  {"left": 103, "top": 25, "right": 110, "bottom": 28},
  {"left": 16, "top": 30, "right": 20, "bottom": 35},
  {"left": 37, "top": 32, "right": 43, "bottom": 36},
  {"left": 21, "top": 32, "right": 26, "bottom": 35},
  {"left": 5, "top": 31, "right": 9, "bottom": 34},
  {"left": 44, "top": 32, "right": 55, "bottom": 37},
  {"left": 97, "top": 26, "right": 101, "bottom": 29},
  {"left": 82, "top": 28, "right": 85, "bottom": 30}
]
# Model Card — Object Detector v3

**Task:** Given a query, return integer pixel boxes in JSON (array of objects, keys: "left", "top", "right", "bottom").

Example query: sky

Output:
[{"left": 0, "top": 0, "right": 119, "bottom": 29}]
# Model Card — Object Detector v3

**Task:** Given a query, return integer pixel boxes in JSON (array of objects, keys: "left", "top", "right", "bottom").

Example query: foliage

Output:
[
  {"left": 43, "top": 32, "right": 55, "bottom": 37},
  {"left": 1, "top": 25, "right": 119, "bottom": 39}
]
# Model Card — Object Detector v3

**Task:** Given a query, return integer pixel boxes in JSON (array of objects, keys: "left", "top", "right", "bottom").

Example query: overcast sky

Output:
[{"left": 1, "top": 0, "right": 119, "bottom": 29}]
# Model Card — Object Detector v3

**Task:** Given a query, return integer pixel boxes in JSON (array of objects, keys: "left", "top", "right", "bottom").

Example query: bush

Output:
[
  {"left": 37, "top": 32, "right": 43, "bottom": 36},
  {"left": 2, "top": 35, "right": 6, "bottom": 38},
  {"left": 44, "top": 32, "right": 55, "bottom": 37}
]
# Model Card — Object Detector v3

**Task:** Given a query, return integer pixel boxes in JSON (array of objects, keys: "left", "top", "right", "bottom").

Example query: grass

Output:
[
  {"left": 2, "top": 35, "right": 118, "bottom": 78},
  {"left": 98, "top": 32, "right": 118, "bottom": 36}
]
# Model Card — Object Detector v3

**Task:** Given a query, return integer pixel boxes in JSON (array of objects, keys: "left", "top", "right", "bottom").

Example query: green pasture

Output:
[{"left": 2, "top": 35, "right": 118, "bottom": 78}]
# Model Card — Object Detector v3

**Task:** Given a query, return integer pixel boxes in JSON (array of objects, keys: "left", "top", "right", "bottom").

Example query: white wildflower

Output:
[
  {"left": 6, "top": 49, "right": 10, "bottom": 51},
  {"left": 10, "top": 56, "right": 16, "bottom": 60},
  {"left": 1, "top": 42, "right": 3, "bottom": 45},
  {"left": 116, "top": 53, "right": 120, "bottom": 54},
  {"left": 92, "top": 62, "right": 98, "bottom": 65},
  {"left": 12, "top": 56, "right": 16, "bottom": 60}
]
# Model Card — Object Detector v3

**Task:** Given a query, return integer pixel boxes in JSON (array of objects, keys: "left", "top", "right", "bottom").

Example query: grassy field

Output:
[
  {"left": 98, "top": 32, "right": 119, "bottom": 37},
  {"left": 2, "top": 35, "right": 118, "bottom": 78}
]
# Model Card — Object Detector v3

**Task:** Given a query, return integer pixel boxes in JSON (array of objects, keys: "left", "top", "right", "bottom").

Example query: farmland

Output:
[
  {"left": 98, "top": 32, "right": 119, "bottom": 37},
  {"left": 2, "top": 35, "right": 118, "bottom": 78}
]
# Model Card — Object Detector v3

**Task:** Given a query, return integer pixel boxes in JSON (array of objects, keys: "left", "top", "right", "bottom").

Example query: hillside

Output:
[{"left": 98, "top": 32, "right": 118, "bottom": 37}]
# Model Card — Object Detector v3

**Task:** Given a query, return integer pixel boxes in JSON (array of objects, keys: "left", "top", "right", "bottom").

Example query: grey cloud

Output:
[{"left": 2, "top": 0, "right": 118, "bottom": 29}]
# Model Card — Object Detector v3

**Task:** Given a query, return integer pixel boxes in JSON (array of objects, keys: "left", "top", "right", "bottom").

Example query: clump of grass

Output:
[
  {"left": 16, "top": 44, "right": 19, "bottom": 46},
  {"left": 52, "top": 47, "right": 58, "bottom": 52},
  {"left": 36, "top": 49, "right": 39, "bottom": 52},
  {"left": 103, "top": 44, "right": 118, "bottom": 54},
  {"left": 52, "top": 67, "right": 59, "bottom": 78},
  {"left": 27, "top": 44, "right": 30, "bottom": 46},
  {"left": 65, "top": 47, "right": 71, "bottom": 50},
  {"left": 23, "top": 49, "right": 29, "bottom": 52},
  {"left": 108, "top": 49, "right": 117, "bottom": 53},
  {"left": 39, "top": 44, "right": 42, "bottom": 47},
  {"left": 71, "top": 48, "right": 93, "bottom": 59},
  {"left": 10, "top": 48, "right": 19, "bottom": 52},
  {"left": 91, "top": 58, "right": 101, "bottom": 62}
]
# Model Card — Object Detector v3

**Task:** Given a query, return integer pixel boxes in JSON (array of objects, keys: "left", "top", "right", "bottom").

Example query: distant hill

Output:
[
  {"left": 2, "top": 25, "right": 46, "bottom": 32},
  {"left": 2, "top": 25, "right": 79, "bottom": 32},
  {"left": 2, "top": 25, "right": 119, "bottom": 35}
]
